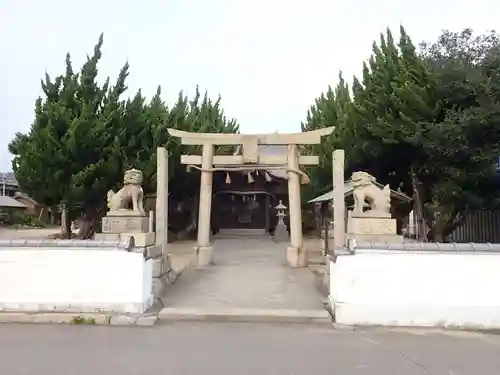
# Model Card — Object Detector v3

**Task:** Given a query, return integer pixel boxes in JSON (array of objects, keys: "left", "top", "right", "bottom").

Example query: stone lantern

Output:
[
  {"left": 273, "top": 200, "right": 289, "bottom": 242},
  {"left": 276, "top": 200, "right": 287, "bottom": 220}
]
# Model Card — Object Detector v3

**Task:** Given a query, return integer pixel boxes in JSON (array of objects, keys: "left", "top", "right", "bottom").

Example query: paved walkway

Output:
[
  {"left": 162, "top": 235, "right": 325, "bottom": 310},
  {"left": 2, "top": 323, "right": 500, "bottom": 374}
]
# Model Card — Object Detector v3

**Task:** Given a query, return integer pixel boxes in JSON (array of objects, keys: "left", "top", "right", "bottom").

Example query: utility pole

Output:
[{"left": 1, "top": 173, "right": 5, "bottom": 196}]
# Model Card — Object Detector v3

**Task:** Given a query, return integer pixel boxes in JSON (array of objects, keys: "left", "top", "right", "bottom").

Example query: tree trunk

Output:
[
  {"left": 410, "top": 167, "right": 428, "bottom": 242},
  {"left": 60, "top": 207, "right": 71, "bottom": 239},
  {"left": 78, "top": 207, "right": 102, "bottom": 240},
  {"left": 428, "top": 227, "right": 445, "bottom": 242},
  {"left": 427, "top": 213, "right": 464, "bottom": 242}
]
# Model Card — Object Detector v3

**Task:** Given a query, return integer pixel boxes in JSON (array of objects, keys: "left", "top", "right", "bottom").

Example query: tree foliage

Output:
[
  {"left": 302, "top": 26, "right": 500, "bottom": 241},
  {"left": 9, "top": 34, "right": 239, "bottom": 238}
]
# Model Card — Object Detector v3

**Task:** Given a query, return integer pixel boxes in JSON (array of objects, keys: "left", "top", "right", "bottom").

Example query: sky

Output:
[{"left": 0, "top": 0, "right": 497, "bottom": 172}]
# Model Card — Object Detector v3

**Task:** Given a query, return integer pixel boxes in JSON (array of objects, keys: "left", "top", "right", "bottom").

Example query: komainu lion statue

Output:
[
  {"left": 351, "top": 171, "right": 391, "bottom": 217},
  {"left": 107, "top": 168, "right": 145, "bottom": 215}
]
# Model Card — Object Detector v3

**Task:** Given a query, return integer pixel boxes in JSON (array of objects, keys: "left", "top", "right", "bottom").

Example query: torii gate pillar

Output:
[
  {"left": 197, "top": 143, "right": 215, "bottom": 265},
  {"left": 286, "top": 144, "right": 304, "bottom": 266}
]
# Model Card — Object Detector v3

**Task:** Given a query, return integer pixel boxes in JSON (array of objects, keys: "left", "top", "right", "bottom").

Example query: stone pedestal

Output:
[
  {"left": 97, "top": 212, "right": 173, "bottom": 299},
  {"left": 347, "top": 216, "right": 403, "bottom": 243},
  {"left": 102, "top": 215, "right": 148, "bottom": 233},
  {"left": 273, "top": 221, "right": 289, "bottom": 242}
]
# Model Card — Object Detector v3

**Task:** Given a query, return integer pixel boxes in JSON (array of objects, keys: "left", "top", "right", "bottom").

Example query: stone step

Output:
[
  {"left": 216, "top": 229, "right": 271, "bottom": 238},
  {"left": 158, "top": 307, "right": 332, "bottom": 325}
]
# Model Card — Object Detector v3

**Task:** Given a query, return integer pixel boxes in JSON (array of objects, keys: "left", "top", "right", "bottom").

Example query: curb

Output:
[
  {"left": 0, "top": 312, "right": 159, "bottom": 326},
  {"left": 158, "top": 307, "right": 333, "bottom": 325}
]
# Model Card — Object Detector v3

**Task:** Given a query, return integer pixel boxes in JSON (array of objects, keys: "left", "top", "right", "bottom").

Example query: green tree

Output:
[
  {"left": 10, "top": 35, "right": 129, "bottom": 238},
  {"left": 149, "top": 87, "right": 240, "bottom": 235},
  {"left": 350, "top": 27, "right": 438, "bottom": 239},
  {"left": 303, "top": 27, "right": 437, "bottom": 231},
  {"left": 419, "top": 29, "right": 500, "bottom": 240},
  {"left": 10, "top": 35, "right": 239, "bottom": 239},
  {"left": 302, "top": 26, "right": 500, "bottom": 241},
  {"left": 301, "top": 73, "right": 355, "bottom": 202}
]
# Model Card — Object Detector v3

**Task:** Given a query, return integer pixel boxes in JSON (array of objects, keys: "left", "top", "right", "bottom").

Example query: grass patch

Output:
[{"left": 71, "top": 316, "right": 96, "bottom": 325}]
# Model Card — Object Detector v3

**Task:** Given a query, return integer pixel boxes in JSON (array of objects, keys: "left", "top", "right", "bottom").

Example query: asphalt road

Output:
[{"left": 1, "top": 323, "right": 499, "bottom": 374}]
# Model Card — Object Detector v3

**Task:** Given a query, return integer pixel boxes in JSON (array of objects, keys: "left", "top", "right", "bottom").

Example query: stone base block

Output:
[
  {"left": 351, "top": 211, "right": 392, "bottom": 219},
  {"left": 273, "top": 222, "right": 289, "bottom": 242},
  {"left": 152, "top": 271, "right": 176, "bottom": 298},
  {"left": 164, "top": 253, "right": 172, "bottom": 270},
  {"left": 347, "top": 234, "right": 404, "bottom": 243},
  {"left": 151, "top": 252, "right": 175, "bottom": 298},
  {"left": 151, "top": 254, "right": 173, "bottom": 278},
  {"left": 348, "top": 217, "right": 397, "bottom": 236},
  {"left": 145, "top": 244, "right": 162, "bottom": 259},
  {"left": 107, "top": 210, "right": 144, "bottom": 217},
  {"left": 95, "top": 232, "right": 155, "bottom": 247},
  {"left": 152, "top": 277, "right": 168, "bottom": 298},
  {"left": 102, "top": 216, "right": 148, "bottom": 233},
  {"left": 130, "top": 232, "right": 155, "bottom": 247},
  {"left": 152, "top": 258, "right": 164, "bottom": 278},
  {"left": 196, "top": 246, "right": 214, "bottom": 267},
  {"left": 286, "top": 246, "right": 307, "bottom": 268}
]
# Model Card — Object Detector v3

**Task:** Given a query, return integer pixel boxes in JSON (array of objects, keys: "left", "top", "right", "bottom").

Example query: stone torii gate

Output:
[{"left": 167, "top": 127, "right": 334, "bottom": 267}]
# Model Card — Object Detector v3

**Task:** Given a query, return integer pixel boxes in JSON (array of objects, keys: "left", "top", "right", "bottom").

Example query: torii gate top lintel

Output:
[
  {"left": 168, "top": 127, "right": 334, "bottom": 166},
  {"left": 167, "top": 127, "right": 334, "bottom": 146}
]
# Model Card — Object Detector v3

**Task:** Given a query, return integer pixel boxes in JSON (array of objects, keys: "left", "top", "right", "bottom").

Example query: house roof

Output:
[
  {"left": 13, "top": 192, "right": 40, "bottom": 205},
  {"left": 308, "top": 179, "right": 412, "bottom": 203},
  {"left": 0, "top": 195, "right": 27, "bottom": 208},
  {"left": 0, "top": 172, "right": 18, "bottom": 187}
]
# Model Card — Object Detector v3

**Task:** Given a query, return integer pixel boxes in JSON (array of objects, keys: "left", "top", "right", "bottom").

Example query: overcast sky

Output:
[{"left": 0, "top": 0, "right": 497, "bottom": 171}]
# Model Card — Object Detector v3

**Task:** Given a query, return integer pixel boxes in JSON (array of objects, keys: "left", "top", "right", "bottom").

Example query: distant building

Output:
[
  {"left": 0, "top": 172, "right": 21, "bottom": 197},
  {"left": 0, "top": 172, "right": 55, "bottom": 224},
  {"left": 0, "top": 195, "right": 27, "bottom": 210}
]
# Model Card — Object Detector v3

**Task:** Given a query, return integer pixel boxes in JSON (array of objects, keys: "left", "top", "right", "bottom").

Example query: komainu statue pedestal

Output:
[
  {"left": 94, "top": 168, "right": 174, "bottom": 298},
  {"left": 347, "top": 215, "right": 403, "bottom": 243},
  {"left": 99, "top": 212, "right": 154, "bottom": 247},
  {"left": 346, "top": 171, "right": 403, "bottom": 243}
]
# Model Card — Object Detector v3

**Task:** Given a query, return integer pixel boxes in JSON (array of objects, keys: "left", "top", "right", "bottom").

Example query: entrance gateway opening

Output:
[
  {"left": 212, "top": 191, "right": 276, "bottom": 232},
  {"left": 167, "top": 128, "right": 334, "bottom": 267}
]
